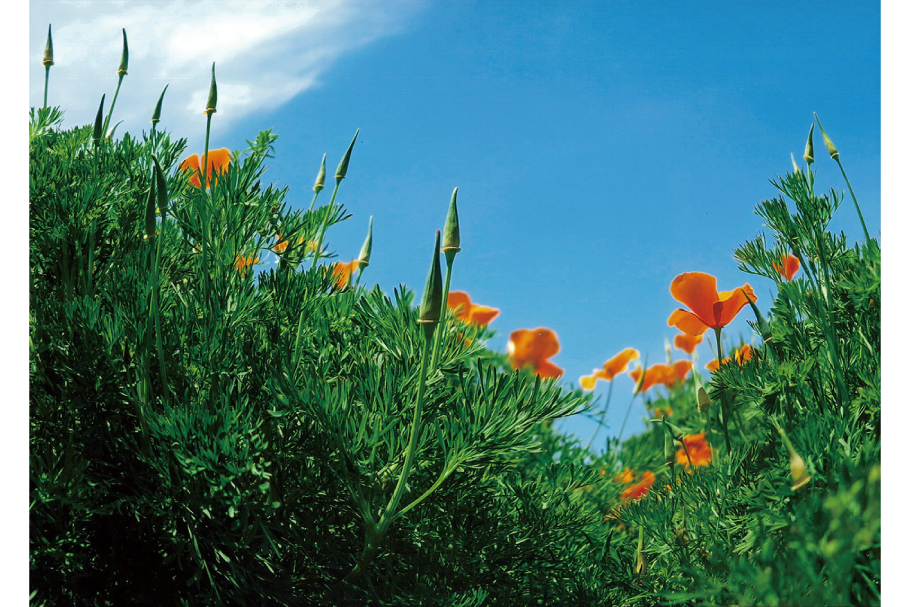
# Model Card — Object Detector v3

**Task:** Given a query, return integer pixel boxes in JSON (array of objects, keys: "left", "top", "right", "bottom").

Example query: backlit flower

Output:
[
  {"left": 629, "top": 361, "right": 692, "bottom": 393},
  {"left": 705, "top": 344, "right": 753, "bottom": 372},
  {"left": 447, "top": 291, "right": 500, "bottom": 327},
  {"left": 507, "top": 328, "right": 563, "bottom": 378},
  {"left": 180, "top": 148, "right": 231, "bottom": 188},
  {"left": 614, "top": 468, "right": 634, "bottom": 484},
  {"left": 580, "top": 348, "right": 639, "bottom": 390},
  {"left": 620, "top": 471, "right": 655, "bottom": 500},
  {"left": 674, "top": 333, "right": 703, "bottom": 355},
  {"left": 332, "top": 260, "right": 360, "bottom": 288},
  {"left": 234, "top": 254, "right": 259, "bottom": 275},
  {"left": 667, "top": 272, "right": 757, "bottom": 337},
  {"left": 676, "top": 433, "right": 712, "bottom": 468},
  {"left": 773, "top": 253, "right": 801, "bottom": 281}
]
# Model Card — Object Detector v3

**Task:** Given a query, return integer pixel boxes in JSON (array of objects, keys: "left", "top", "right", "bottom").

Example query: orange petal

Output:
[
  {"left": 735, "top": 344, "right": 754, "bottom": 365},
  {"left": 508, "top": 328, "right": 560, "bottom": 368},
  {"left": 535, "top": 359, "right": 564, "bottom": 379},
  {"left": 468, "top": 304, "right": 500, "bottom": 327},
  {"left": 671, "top": 360, "right": 693, "bottom": 383},
  {"left": 180, "top": 154, "right": 202, "bottom": 187},
  {"left": 580, "top": 369, "right": 608, "bottom": 391},
  {"left": 602, "top": 348, "right": 639, "bottom": 380},
  {"left": 614, "top": 468, "right": 634, "bottom": 484},
  {"left": 669, "top": 273, "right": 719, "bottom": 328},
  {"left": 714, "top": 284, "right": 756, "bottom": 327},
  {"left": 668, "top": 309, "right": 710, "bottom": 336},
  {"left": 447, "top": 291, "right": 472, "bottom": 321},
  {"left": 673, "top": 333, "right": 702, "bottom": 354},
  {"left": 200, "top": 148, "right": 232, "bottom": 187}
]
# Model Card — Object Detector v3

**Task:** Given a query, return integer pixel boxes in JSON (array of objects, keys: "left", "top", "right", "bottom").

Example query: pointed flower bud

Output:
[
  {"left": 417, "top": 230, "right": 443, "bottom": 326},
  {"left": 692, "top": 372, "right": 711, "bottom": 412},
  {"left": 43, "top": 24, "right": 54, "bottom": 67},
  {"left": 790, "top": 153, "right": 801, "bottom": 175},
  {"left": 813, "top": 113, "right": 839, "bottom": 160},
  {"left": 357, "top": 216, "right": 373, "bottom": 268},
  {"left": 442, "top": 187, "right": 461, "bottom": 255},
  {"left": 151, "top": 84, "right": 168, "bottom": 125},
  {"left": 777, "top": 426, "right": 811, "bottom": 491},
  {"left": 106, "top": 120, "right": 123, "bottom": 140},
  {"left": 314, "top": 153, "right": 326, "bottom": 192},
  {"left": 117, "top": 29, "right": 129, "bottom": 76},
  {"left": 92, "top": 94, "right": 106, "bottom": 144},
  {"left": 803, "top": 122, "right": 815, "bottom": 165},
  {"left": 742, "top": 289, "right": 772, "bottom": 343},
  {"left": 151, "top": 155, "right": 169, "bottom": 218},
  {"left": 335, "top": 129, "right": 359, "bottom": 181},
  {"left": 205, "top": 62, "right": 218, "bottom": 115}
]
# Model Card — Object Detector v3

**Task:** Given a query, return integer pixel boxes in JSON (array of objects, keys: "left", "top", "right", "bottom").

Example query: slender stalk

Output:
[
  {"left": 310, "top": 181, "right": 341, "bottom": 270},
  {"left": 201, "top": 112, "right": 213, "bottom": 302},
  {"left": 586, "top": 379, "right": 615, "bottom": 452},
  {"left": 43, "top": 66, "right": 50, "bottom": 109},
  {"left": 616, "top": 391, "right": 638, "bottom": 445},
  {"left": 431, "top": 254, "right": 455, "bottom": 369},
  {"left": 835, "top": 158, "right": 871, "bottom": 243},
  {"left": 714, "top": 327, "right": 732, "bottom": 453},
  {"left": 102, "top": 74, "right": 124, "bottom": 137}
]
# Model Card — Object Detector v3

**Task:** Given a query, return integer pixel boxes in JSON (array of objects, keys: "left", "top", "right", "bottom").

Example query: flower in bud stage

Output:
[
  {"left": 442, "top": 187, "right": 461, "bottom": 257},
  {"left": 335, "top": 129, "right": 360, "bottom": 182},
  {"left": 151, "top": 84, "right": 169, "bottom": 125},
  {"left": 43, "top": 24, "right": 54, "bottom": 67},
  {"left": 814, "top": 113, "right": 839, "bottom": 160},
  {"left": 314, "top": 153, "right": 326, "bottom": 193},
  {"left": 205, "top": 63, "right": 218, "bottom": 115},
  {"left": 358, "top": 216, "right": 373, "bottom": 268},
  {"left": 790, "top": 452, "right": 811, "bottom": 491},
  {"left": 117, "top": 29, "right": 129, "bottom": 76},
  {"left": 93, "top": 94, "right": 106, "bottom": 144},
  {"left": 803, "top": 122, "right": 815, "bottom": 165},
  {"left": 417, "top": 230, "right": 443, "bottom": 326}
]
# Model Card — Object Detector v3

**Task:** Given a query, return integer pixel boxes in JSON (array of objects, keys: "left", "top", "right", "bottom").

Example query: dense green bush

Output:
[{"left": 30, "top": 90, "right": 879, "bottom": 605}]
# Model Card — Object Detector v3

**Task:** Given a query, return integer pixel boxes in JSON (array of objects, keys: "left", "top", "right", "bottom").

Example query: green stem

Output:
[
  {"left": 307, "top": 189, "right": 320, "bottom": 215},
  {"left": 311, "top": 182, "right": 341, "bottom": 270},
  {"left": 43, "top": 66, "right": 50, "bottom": 109},
  {"left": 102, "top": 74, "right": 124, "bottom": 137},
  {"left": 714, "top": 327, "right": 732, "bottom": 453},
  {"left": 431, "top": 253, "right": 455, "bottom": 369},
  {"left": 586, "top": 379, "right": 614, "bottom": 452},
  {"left": 152, "top": 222, "right": 170, "bottom": 406},
  {"left": 201, "top": 112, "right": 213, "bottom": 303},
  {"left": 835, "top": 158, "right": 872, "bottom": 243},
  {"left": 616, "top": 391, "right": 638, "bottom": 444}
]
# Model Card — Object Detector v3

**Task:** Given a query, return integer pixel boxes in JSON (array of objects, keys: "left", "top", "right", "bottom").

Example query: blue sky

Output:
[{"left": 28, "top": 0, "right": 882, "bottom": 446}]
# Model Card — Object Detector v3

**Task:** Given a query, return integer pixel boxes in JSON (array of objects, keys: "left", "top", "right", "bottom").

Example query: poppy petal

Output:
[
  {"left": 674, "top": 333, "right": 702, "bottom": 354},
  {"left": 468, "top": 305, "right": 500, "bottom": 326},
  {"left": 535, "top": 359, "right": 564, "bottom": 379},
  {"left": 714, "top": 284, "right": 756, "bottom": 327},
  {"left": 668, "top": 309, "right": 710, "bottom": 336},
  {"left": 602, "top": 348, "right": 639, "bottom": 379},
  {"left": 670, "top": 272, "right": 719, "bottom": 327},
  {"left": 447, "top": 291, "right": 472, "bottom": 321}
]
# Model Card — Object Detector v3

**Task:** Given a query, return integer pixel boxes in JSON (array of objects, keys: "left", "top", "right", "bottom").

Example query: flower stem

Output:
[
  {"left": 311, "top": 182, "right": 341, "bottom": 270},
  {"left": 835, "top": 158, "right": 872, "bottom": 243},
  {"left": 713, "top": 327, "right": 732, "bottom": 453},
  {"left": 102, "top": 74, "right": 124, "bottom": 138},
  {"left": 431, "top": 253, "right": 455, "bottom": 369},
  {"left": 586, "top": 379, "right": 614, "bottom": 452},
  {"left": 43, "top": 66, "right": 50, "bottom": 109}
]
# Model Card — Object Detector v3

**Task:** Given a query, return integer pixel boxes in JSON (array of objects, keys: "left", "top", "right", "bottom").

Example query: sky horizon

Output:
[{"left": 28, "top": 1, "right": 882, "bottom": 447}]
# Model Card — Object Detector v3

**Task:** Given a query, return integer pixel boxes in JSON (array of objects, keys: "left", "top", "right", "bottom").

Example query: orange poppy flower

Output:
[
  {"left": 773, "top": 253, "right": 801, "bottom": 281},
  {"left": 629, "top": 360, "right": 692, "bottom": 393},
  {"left": 620, "top": 470, "right": 655, "bottom": 500},
  {"left": 234, "top": 254, "right": 259, "bottom": 274},
  {"left": 580, "top": 348, "right": 639, "bottom": 390},
  {"left": 676, "top": 433, "right": 712, "bottom": 468},
  {"left": 667, "top": 272, "right": 757, "bottom": 337},
  {"left": 674, "top": 333, "right": 703, "bottom": 355},
  {"left": 331, "top": 260, "right": 361, "bottom": 288},
  {"left": 705, "top": 344, "right": 753, "bottom": 372},
  {"left": 664, "top": 360, "right": 693, "bottom": 388},
  {"left": 273, "top": 235, "right": 317, "bottom": 255},
  {"left": 447, "top": 291, "right": 500, "bottom": 327},
  {"left": 614, "top": 468, "right": 634, "bottom": 484},
  {"left": 180, "top": 148, "right": 231, "bottom": 188},
  {"left": 507, "top": 328, "right": 563, "bottom": 378},
  {"left": 653, "top": 407, "right": 673, "bottom": 418}
]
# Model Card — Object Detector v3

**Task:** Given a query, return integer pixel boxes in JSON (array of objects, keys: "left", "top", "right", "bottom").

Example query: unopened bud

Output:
[
  {"left": 151, "top": 154, "right": 169, "bottom": 218},
  {"left": 697, "top": 387, "right": 711, "bottom": 412},
  {"left": 357, "top": 216, "right": 373, "bottom": 268},
  {"left": 205, "top": 62, "right": 217, "bottom": 115},
  {"left": 441, "top": 187, "right": 461, "bottom": 256},
  {"left": 790, "top": 153, "right": 801, "bottom": 175},
  {"left": 106, "top": 120, "right": 123, "bottom": 140},
  {"left": 813, "top": 113, "right": 839, "bottom": 160},
  {"left": 314, "top": 153, "right": 326, "bottom": 192},
  {"left": 803, "top": 122, "right": 815, "bottom": 165},
  {"left": 92, "top": 94, "right": 106, "bottom": 145},
  {"left": 742, "top": 289, "right": 772, "bottom": 343},
  {"left": 335, "top": 128, "right": 359, "bottom": 181},
  {"left": 790, "top": 452, "right": 810, "bottom": 491},
  {"left": 43, "top": 24, "right": 54, "bottom": 67},
  {"left": 117, "top": 29, "right": 129, "bottom": 76},
  {"left": 417, "top": 230, "right": 443, "bottom": 327},
  {"left": 151, "top": 84, "right": 168, "bottom": 125}
]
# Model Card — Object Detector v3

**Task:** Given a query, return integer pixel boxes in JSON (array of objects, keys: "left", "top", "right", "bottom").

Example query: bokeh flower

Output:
[
  {"left": 629, "top": 360, "right": 692, "bottom": 393},
  {"left": 773, "top": 253, "right": 801, "bottom": 281},
  {"left": 614, "top": 468, "right": 634, "bottom": 484},
  {"left": 705, "top": 344, "right": 753, "bottom": 372},
  {"left": 667, "top": 272, "right": 757, "bottom": 337},
  {"left": 620, "top": 470, "right": 655, "bottom": 500},
  {"left": 674, "top": 333, "right": 703, "bottom": 355},
  {"left": 676, "top": 433, "right": 712, "bottom": 468},
  {"left": 580, "top": 348, "right": 639, "bottom": 390},
  {"left": 234, "top": 254, "right": 259, "bottom": 275},
  {"left": 332, "top": 260, "right": 361, "bottom": 288},
  {"left": 507, "top": 328, "right": 563, "bottom": 378},
  {"left": 447, "top": 291, "right": 500, "bottom": 327},
  {"left": 180, "top": 148, "right": 231, "bottom": 188}
]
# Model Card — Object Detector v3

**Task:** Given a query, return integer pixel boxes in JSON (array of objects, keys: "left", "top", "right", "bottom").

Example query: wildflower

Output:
[
  {"left": 447, "top": 291, "right": 500, "bottom": 327},
  {"left": 674, "top": 333, "right": 702, "bottom": 355},
  {"left": 629, "top": 361, "right": 691, "bottom": 393},
  {"left": 614, "top": 468, "right": 634, "bottom": 484},
  {"left": 653, "top": 407, "right": 673, "bottom": 418},
  {"left": 676, "top": 433, "right": 712, "bottom": 468},
  {"left": 507, "top": 328, "right": 563, "bottom": 378},
  {"left": 664, "top": 360, "right": 693, "bottom": 388},
  {"left": 580, "top": 348, "right": 639, "bottom": 390},
  {"left": 332, "top": 260, "right": 361, "bottom": 288},
  {"left": 234, "top": 254, "right": 259, "bottom": 275},
  {"left": 667, "top": 272, "right": 757, "bottom": 337},
  {"left": 773, "top": 253, "right": 801, "bottom": 281},
  {"left": 180, "top": 148, "right": 231, "bottom": 188},
  {"left": 705, "top": 344, "right": 753, "bottom": 372},
  {"left": 620, "top": 471, "right": 655, "bottom": 500}
]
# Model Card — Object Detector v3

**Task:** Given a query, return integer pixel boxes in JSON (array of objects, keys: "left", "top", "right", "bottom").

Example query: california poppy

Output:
[
  {"left": 773, "top": 253, "right": 801, "bottom": 281},
  {"left": 234, "top": 254, "right": 259, "bottom": 275},
  {"left": 580, "top": 347, "right": 639, "bottom": 390},
  {"left": 180, "top": 148, "right": 231, "bottom": 188},
  {"left": 674, "top": 333, "right": 703, "bottom": 355},
  {"left": 447, "top": 291, "right": 500, "bottom": 327},
  {"left": 507, "top": 328, "right": 563, "bottom": 378},
  {"left": 620, "top": 470, "right": 655, "bottom": 500},
  {"left": 705, "top": 344, "right": 753, "bottom": 372},
  {"left": 676, "top": 433, "right": 712, "bottom": 468},
  {"left": 332, "top": 260, "right": 360, "bottom": 288},
  {"left": 667, "top": 272, "right": 756, "bottom": 337},
  {"left": 629, "top": 360, "right": 692, "bottom": 393},
  {"left": 614, "top": 468, "right": 634, "bottom": 484}
]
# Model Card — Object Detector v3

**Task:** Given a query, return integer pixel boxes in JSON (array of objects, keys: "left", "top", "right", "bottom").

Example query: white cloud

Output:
[{"left": 29, "top": 0, "right": 421, "bottom": 147}]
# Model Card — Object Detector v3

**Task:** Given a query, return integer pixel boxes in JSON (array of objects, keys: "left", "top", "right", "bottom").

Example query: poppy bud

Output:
[
  {"left": 803, "top": 122, "right": 815, "bottom": 165},
  {"left": 314, "top": 153, "right": 326, "bottom": 193},
  {"left": 92, "top": 94, "right": 106, "bottom": 145},
  {"left": 151, "top": 84, "right": 168, "bottom": 125},
  {"left": 106, "top": 120, "right": 123, "bottom": 140},
  {"left": 43, "top": 24, "right": 54, "bottom": 67},
  {"left": 145, "top": 175, "right": 157, "bottom": 241},
  {"left": 664, "top": 429, "right": 675, "bottom": 469},
  {"left": 813, "top": 113, "right": 839, "bottom": 160},
  {"left": 789, "top": 452, "right": 811, "bottom": 491},
  {"left": 441, "top": 187, "right": 461, "bottom": 256},
  {"left": 117, "top": 29, "right": 128, "bottom": 76},
  {"left": 790, "top": 153, "right": 801, "bottom": 175},
  {"left": 335, "top": 129, "right": 359, "bottom": 182},
  {"left": 357, "top": 216, "right": 373, "bottom": 268},
  {"left": 417, "top": 230, "right": 443, "bottom": 327},
  {"left": 205, "top": 62, "right": 217, "bottom": 115},
  {"left": 151, "top": 155, "right": 169, "bottom": 218},
  {"left": 742, "top": 289, "right": 772, "bottom": 343},
  {"left": 697, "top": 387, "right": 711, "bottom": 412},
  {"left": 663, "top": 420, "right": 686, "bottom": 442}
]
